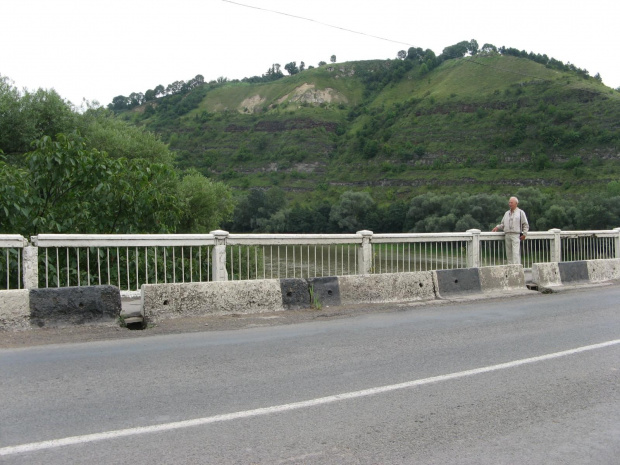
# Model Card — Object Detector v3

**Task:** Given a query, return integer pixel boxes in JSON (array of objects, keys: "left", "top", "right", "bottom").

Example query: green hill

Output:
[
  {"left": 121, "top": 52, "right": 619, "bottom": 207},
  {"left": 105, "top": 49, "right": 620, "bottom": 233}
]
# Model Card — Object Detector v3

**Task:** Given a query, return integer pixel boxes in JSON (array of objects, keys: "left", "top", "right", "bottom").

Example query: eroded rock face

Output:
[
  {"left": 278, "top": 83, "right": 348, "bottom": 105},
  {"left": 238, "top": 94, "right": 266, "bottom": 113}
]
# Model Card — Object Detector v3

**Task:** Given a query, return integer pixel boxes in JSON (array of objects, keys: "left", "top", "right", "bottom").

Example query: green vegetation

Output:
[
  {"left": 0, "top": 76, "right": 234, "bottom": 236},
  {"left": 2, "top": 39, "right": 620, "bottom": 235}
]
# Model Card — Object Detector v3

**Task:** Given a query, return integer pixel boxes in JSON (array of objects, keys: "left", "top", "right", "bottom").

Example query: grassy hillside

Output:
[{"left": 122, "top": 53, "right": 620, "bottom": 209}]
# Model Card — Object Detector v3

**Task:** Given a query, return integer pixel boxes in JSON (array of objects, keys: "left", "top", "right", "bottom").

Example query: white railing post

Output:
[
  {"left": 211, "top": 230, "right": 229, "bottom": 281},
  {"left": 466, "top": 229, "right": 481, "bottom": 268},
  {"left": 549, "top": 229, "right": 562, "bottom": 262},
  {"left": 614, "top": 228, "right": 620, "bottom": 259},
  {"left": 23, "top": 238, "right": 38, "bottom": 289},
  {"left": 357, "top": 230, "right": 373, "bottom": 275}
]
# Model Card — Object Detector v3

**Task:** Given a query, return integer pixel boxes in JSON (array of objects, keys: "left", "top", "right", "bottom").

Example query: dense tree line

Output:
[
  {"left": 403, "top": 39, "right": 599, "bottom": 82},
  {"left": 108, "top": 74, "right": 206, "bottom": 112},
  {"left": 226, "top": 187, "right": 620, "bottom": 234},
  {"left": 0, "top": 75, "right": 234, "bottom": 236}
]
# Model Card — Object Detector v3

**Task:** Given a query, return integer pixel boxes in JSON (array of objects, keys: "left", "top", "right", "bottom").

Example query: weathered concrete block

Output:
[
  {"left": 29, "top": 286, "right": 121, "bottom": 327},
  {"left": 558, "top": 261, "right": 589, "bottom": 283},
  {"left": 586, "top": 258, "right": 620, "bottom": 282},
  {"left": 0, "top": 290, "right": 30, "bottom": 330},
  {"left": 280, "top": 278, "right": 310, "bottom": 309},
  {"left": 142, "top": 279, "right": 284, "bottom": 321},
  {"left": 479, "top": 265, "right": 525, "bottom": 292},
  {"left": 532, "top": 262, "right": 561, "bottom": 287},
  {"left": 434, "top": 268, "right": 481, "bottom": 297},
  {"left": 338, "top": 272, "right": 435, "bottom": 304},
  {"left": 307, "top": 277, "right": 341, "bottom": 307}
]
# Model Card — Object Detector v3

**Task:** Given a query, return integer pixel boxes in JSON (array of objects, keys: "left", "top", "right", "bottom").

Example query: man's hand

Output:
[
  {"left": 520, "top": 234, "right": 526, "bottom": 241},
  {"left": 492, "top": 227, "right": 499, "bottom": 232}
]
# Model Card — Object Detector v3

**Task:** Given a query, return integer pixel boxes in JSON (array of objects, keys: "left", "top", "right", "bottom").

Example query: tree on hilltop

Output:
[{"left": 284, "top": 62, "right": 299, "bottom": 75}]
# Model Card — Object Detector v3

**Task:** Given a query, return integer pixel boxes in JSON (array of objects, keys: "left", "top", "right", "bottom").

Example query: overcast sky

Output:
[{"left": 2, "top": 0, "right": 619, "bottom": 107}]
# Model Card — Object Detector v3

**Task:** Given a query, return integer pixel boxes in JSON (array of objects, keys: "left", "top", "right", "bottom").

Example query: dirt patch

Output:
[
  {"left": 278, "top": 83, "right": 348, "bottom": 105},
  {"left": 239, "top": 94, "right": 266, "bottom": 113}
]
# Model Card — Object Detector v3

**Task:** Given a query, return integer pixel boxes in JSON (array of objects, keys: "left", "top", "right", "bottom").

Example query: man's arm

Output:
[{"left": 521, "top": 210, "right": 529, "bottom": 234}]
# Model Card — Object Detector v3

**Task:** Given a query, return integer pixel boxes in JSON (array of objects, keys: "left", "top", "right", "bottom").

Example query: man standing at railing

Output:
[{"left": 492, "top": 196, "right": 529, "bottom": 265}]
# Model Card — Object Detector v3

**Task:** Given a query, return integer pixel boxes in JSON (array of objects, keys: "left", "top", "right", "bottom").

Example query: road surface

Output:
[{"left": 1, "top": 285, "right": 619, "bottom": 464}]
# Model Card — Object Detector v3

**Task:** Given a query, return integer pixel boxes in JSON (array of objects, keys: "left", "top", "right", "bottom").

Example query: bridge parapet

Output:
[{"left": 1, "top": 228, "right": 619, "bottom": 293}]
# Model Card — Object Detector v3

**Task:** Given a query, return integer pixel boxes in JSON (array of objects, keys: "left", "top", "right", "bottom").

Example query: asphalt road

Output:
[{"left": 1, "top": 286, "right": 619, "bottom": 464}]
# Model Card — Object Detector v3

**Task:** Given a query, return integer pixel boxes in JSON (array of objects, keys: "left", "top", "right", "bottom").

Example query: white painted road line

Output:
[{"left": 2, "top": 338, "right": 619, "bottom": 457}]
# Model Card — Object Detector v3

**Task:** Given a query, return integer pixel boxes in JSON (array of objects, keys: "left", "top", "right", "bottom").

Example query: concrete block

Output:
[
  {"left": 532, "top": 262, "right": 561, "bottom": 287},
  {"left": 0, "top": 290, "right": 30, "bottom": 330},
  {"left": 29, "top": 286, "right": 121, "bottom": 328},
  {"left": 479, "top": 265, "right": 525, "bottom": 292},
  {"left": 279, "top": 278, "right": 310, "bottom": 309},
  {"left": 586, "top": 258, "right": 620, "bottom": 282},
  {"left": 338, "top": 272, "right": 435, "bottom": 304},
  {"left": 434, "top": 268, "right": 481, "bottom": 297},
  {"left": 558, "top": 261, "right": 589, "bottom": 283},
  {"left": 142, "top": 279, "right": 284, "bottom": 321},
  {"left": 307, "top": 277, "right": 341, "bottom": 307}
]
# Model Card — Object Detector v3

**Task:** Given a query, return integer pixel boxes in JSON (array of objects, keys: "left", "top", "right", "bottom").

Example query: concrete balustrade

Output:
[
  {"left": 1, "top": 229, "right": 620, "bottom": 330},
  {"left": 532, "top": 258, "right": 620, "bottom": 288}
]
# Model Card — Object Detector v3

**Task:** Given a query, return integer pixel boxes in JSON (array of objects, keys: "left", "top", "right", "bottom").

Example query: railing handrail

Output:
[
  {"left": 560, "top": 230, "right": 619, "bottom": 237},
  {"left": 480, "top": 231, "right": 556, "bottom": 239},
  {"left": 227, "top": 233, "right": 362, "bottom": 246},
  {"left": 32, "top": 234, "right": 216, "bottom": 247},
  {"left": 372, "top": 232, "right": 472, "bottom": 243},
  {"left": 0, "top": 235, "right": 27, "bottom": 248}
]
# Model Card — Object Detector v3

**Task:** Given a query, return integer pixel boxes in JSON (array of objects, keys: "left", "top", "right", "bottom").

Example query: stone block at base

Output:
[
  {"left": 586, "top": 258, "right": 620, "bottom": 282},
  {"left": 307, "top": 277, "right": 341, "bottom": 307},
  {"left": 558, "top": 261, "right": 589, "bottom": 283},
  {"left": 0, "top": 290, "right": 30, "bottom": 330},
  {"left": 280, "top": 279, "right": 310, "bottom": 309},
  {"left": 434, "top": 268, "right": 481, "bottom": 297},
  {"left": 338, "top": 272, "right": 435, "bottom": 304},
  {"left": 532, "top": 263, "right": 561, "bottom": 287},
  {"left": 142, "top": 280, "right": 284, "bottom": 321},
  {"left": 29, "top": 286, "right": 121, "bottom": 328},
  {"left": 479, "top": 265, "right": 525, "bottom": 292}
]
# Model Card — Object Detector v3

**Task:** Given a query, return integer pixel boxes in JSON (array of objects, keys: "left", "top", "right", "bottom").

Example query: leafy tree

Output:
[
  {"left": 330, "top": 55, "right": 336, "bottom": 63},
  {"left": 77, "top": 107, "right": 174, "bottom": 164},
  {"left": 299, "top": 61, "right": 306, "bottom": 72},
  {"left": 177, "top": 170, "right": 235, "bottom": 233},
  {"left": 407, "top": 47, "right": 425, "bottom": 62},
  {"left": 264, "top": 64, "right": 284, "bottom": 81},
  {"left": 0, "top": 77, "right": 78, "bottom": 156},
  {"left": 0, "top": 132, "right": 182, "bottom": 235},
  {"left": 154, "top": 85, "right": 165, "bottom": 98},
  {"left": 318, "top": 61, "right": 327, "bottom": 66},
  {"left": 440, "top": 40, "right": 470, "bottom": 60},
  {"left": 284, "top": 62, "right": 299, "bottom": 75},
  {"left": 455, "top": 214, "right": 482, "bottom": 231},
  {"left": 94, "top": 157, "right": 181, "bottom": 234},
  {"left": 481, "top": 43, "right": 497, "bottom": 54},
  {"left": 229, "top": 187, "right": 286, "bottom": 232},
  {"left": 144, "top": 89, "right": 156, "bottom": 102},
  {"left": 329, "top": 191, "right": 376, "bottom": 232},
  {"left": 109, "top": 95, "right": 130, "bottom": 111},
  {"left": 397, "top": 50, "right": 407, "bottom": 60},
  {"left": 468, "top": 39, "right": 479, "bottom": 56}
]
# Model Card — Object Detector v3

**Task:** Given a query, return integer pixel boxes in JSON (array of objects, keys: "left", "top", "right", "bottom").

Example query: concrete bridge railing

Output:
[{"left": 1, "top": 228, "right": 619, "bottom": 293}]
